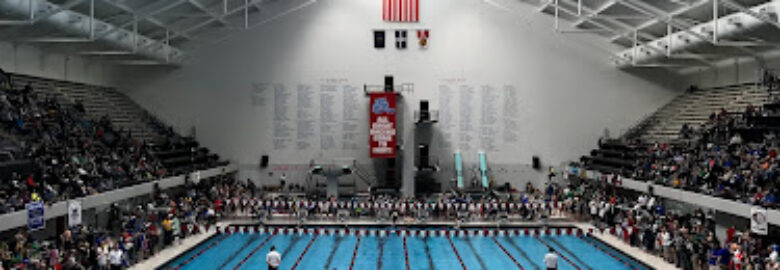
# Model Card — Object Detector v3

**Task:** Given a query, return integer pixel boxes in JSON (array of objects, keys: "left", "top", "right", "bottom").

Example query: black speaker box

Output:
[
  {"left": 260, "top": 155, "right": 269, "bottom": 168},
  {"left": 384, "top": 75, "right": 394, "bottom": 92},
  {"left": 532, "top": 156, "right": 540, "bottom": 170}
]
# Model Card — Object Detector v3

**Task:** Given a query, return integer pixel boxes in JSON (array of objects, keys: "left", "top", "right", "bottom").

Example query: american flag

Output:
[{"left": 383, "top": 0, "right": 419, "bottom": 22}]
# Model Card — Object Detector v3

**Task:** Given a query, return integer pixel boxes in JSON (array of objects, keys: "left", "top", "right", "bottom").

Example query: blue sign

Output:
[
  {"left": 371, "top": 97, "right": 395, "bottom": 115},
  {"left": 26, "top": 202, "right": 45, "bottom": 231}
]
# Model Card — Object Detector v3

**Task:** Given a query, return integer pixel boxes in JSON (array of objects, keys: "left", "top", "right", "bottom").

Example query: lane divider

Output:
[
  {"left": 403, "top": 236, "right": 410, "bottom": 270},
  {"left": 348, "top": 236, "right": 361, "bottom": 270},
  {"left": 445, "top": 233, "right": 468, "bottom": 270},
  {"left": 290, "top": 235, "right": 318, "bottom": 270},
  {"left": 578, "top": 235, "right": 639, "bottom": 270},
  {"left": 491, "top": 237, "right": 525, "bottom": 270},
  {"left": 170, "top": 233, "right": 230, "bottom": 270},
  {"left": 232, "top": 233, "right": 277, "bottom": 270},
  {"left": 533, "top": 236, "right": 581, "bottom": 270}
]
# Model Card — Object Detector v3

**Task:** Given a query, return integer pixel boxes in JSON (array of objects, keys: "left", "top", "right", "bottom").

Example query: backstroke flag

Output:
[
  {"left": 383, "top": 0, "right": 419, "bottom": 22},
  {"left": 750, "top": 207, "right": 767, "bottom": 235},
  {"left": 68, "top": 200, "right": 82, "bottom": 227}
]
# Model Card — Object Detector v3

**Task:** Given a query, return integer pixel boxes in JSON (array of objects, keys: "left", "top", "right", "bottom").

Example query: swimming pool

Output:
[{"left": 161, "top": 226, "right": 650, "bottom": 270}]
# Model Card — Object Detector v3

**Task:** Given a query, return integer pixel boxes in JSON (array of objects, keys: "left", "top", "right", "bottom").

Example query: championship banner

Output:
[
  {"left": 68, "top": 200, "right": 82, "bottom": 227},
  {"left": 369, "top": 92, "right": 397, "bottom": 158},
  {"left": 26, "top": 202, "right": 45, "bottom": 231},
  {"left": 750, "top": 207, "right": 768, "bottom": 235}
]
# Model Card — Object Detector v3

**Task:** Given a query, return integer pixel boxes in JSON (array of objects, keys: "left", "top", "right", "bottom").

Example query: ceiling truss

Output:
[
  {"left": 0, "top": 0, "right": 312, "bottom": 65},
  {"left": 536, "top": 0, "right": 780, "bottom": 70}
]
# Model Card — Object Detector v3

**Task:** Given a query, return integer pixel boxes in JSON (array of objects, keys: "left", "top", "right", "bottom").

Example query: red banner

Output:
[{"left": 369, "top": 92, "right": 397, "bottom": 158}]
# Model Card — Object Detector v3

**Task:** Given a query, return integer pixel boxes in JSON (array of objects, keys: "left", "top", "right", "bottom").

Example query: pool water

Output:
[{"left": 162, "top": 228, "right": 649, "bottom": 270}]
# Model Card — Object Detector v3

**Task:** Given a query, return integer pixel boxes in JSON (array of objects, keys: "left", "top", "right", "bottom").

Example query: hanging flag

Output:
[
  {"left": 383, "top": 0, "right": 419, "bottom": 22},
  {"left": 68, "top": 200, "right": 82, "bottom": 227},
  {"left": 395, "top": 30, "right": 407, "bottom": 49},
  {"left": 369, "top": 92, "right": 397, "bottom": 158},
  {"left": 374, "top": 30, "right": 386, "bottom": 49},
  {"left": 750, "top": 207, "right": 768, "bottom": 235},
  {"left": 417, "top": 29, "right": 429, "bottom": 48}
]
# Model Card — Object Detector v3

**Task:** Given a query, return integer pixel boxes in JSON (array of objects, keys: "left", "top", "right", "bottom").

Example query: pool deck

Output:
[
  {"left": 573, "top": 223, "right": 677, "bottom": 270},
  {"left": 132, "top": 219, "right": 678, "bottom": 270}
]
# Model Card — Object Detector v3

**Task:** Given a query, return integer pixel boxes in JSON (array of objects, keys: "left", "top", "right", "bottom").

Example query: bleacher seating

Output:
[
  {"left": 582, "top": 84, "right": 778, "bottom": 210},
  {"left": 580, "top": 139, "right": 641, "bottom": 176},
  {"left": 10, "top": 74, "right": 162, "bottom": 142},
  {"left": 0, "top": 73, "right": 225, "bottom": 213},
  {"left": 624, "top": 84, "right": 769, "bottom": 143}
]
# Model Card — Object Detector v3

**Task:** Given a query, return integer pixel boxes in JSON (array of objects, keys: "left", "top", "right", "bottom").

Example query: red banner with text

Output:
[{"left": 369, "top": 93, "right": 397, "bottom": 158}]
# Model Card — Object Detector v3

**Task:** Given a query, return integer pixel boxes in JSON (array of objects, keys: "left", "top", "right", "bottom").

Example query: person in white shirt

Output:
[
  {"left": 589, "top": 200, "right": 597, "bottom": 220},
  {"left": 108, "top": 246, "right": 123, "bottom": 270},
  {"left": 266, "top": 246, "right": 281, "bottom": 270},
  {"left": 544, "top": 248, "right": 558, "bottom": 270},
  {"left": 96, "top": 245, "right": 109, "bottom": 270},
  {"left": 658, "top": 227, "right": 672, "bottom": 262}
]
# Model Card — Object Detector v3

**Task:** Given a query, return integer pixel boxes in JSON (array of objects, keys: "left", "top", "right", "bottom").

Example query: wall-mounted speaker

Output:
[
  {"left": 419, "top": 144, "right": 429, "bottom": 168},
  {"left": 260, "top": 155, "right": 269, "bottom": 168},
  {"left": 532, "top": 156, "right": 540, "bottom": 170},
  {"left": 384, "top": 75, "right": 394, "bottom": 92}
]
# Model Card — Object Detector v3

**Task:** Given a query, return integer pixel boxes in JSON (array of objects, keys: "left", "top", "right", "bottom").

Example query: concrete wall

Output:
[
  {"left": 0, "top": 41, "right": 120, "bottom": 87},
  {"left": 113, "top": 0, "right": 684, "bottom": 195},
  {"left": 0, "top": 165, "right": 235, "bottom": 233},
  {"left": 681, "top": 55, "right": 780, "bottom": 89}
]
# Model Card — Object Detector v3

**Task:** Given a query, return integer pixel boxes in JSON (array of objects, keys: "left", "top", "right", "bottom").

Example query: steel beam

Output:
[
  {"left": 572, "top": 0, "right": 616, "bottom": 27},
  {"left": 608, "top": 0, "right": 710, "bottom": 43},
  {"left": 188, "top": 0, "right": 230, "bottom": 25},
  {"left": 93, "top": 0, "right": 188, "bottom": 41},
  {"left": 721, "top": 0, "right": 780, "bottom": 30},
  {"left": 620, "top": 0, "right": 763, "bottom": 61}
]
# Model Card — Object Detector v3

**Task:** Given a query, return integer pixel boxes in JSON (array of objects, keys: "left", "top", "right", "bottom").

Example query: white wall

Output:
[
  {"left": 114, "top": 0, "right": 683, "bottom": 195},
  {"left": 681, "top": 54, "right": 780, "bottom": 89},
  {"left": 0, "top": 41, "right": 119, "bottom": 87}
]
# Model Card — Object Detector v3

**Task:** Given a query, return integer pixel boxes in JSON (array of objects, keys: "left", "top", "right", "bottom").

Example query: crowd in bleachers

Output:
[
  {"left": 582, "top": 89, "right": 780, "bottom": 210},
  {"left": 571, "top": 179, "right": 780, "bottom": 270},
  {"left": 632, "top": 102, "right": 779, "bottom": 209},
  {"left": 0, "top": 174, "right": 245, "bottom": 270},
  {"left": 0, "top": 83, "right": 166, "bottom": 213}
]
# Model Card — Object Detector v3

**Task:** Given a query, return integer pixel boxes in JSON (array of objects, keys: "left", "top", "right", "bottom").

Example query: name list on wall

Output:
[
  {"left": 342, "top": 85, "right": 361, "bottom": 150},
  {"left": 258, "top": 80, "right": 365, "bottom": 154},
  {"left": 296, "top": 84, "right": 317, "bottom": 150},
  {"left": 480, "top": 85, "right": 500, "bottom": 152},
  {"left": 319, "top": 81, "right": 340, "bottom": 150},
  {"left": 502, "top": 85, "right": 520, "bottom": 143},
  {"left": 273, "top": 84, "right": 293, "bottom": 150},
  {"left": 436, "top": 81, "right": 520, "bottom": 158}
]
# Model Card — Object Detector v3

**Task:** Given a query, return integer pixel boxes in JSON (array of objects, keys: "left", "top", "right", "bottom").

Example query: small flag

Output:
[
  {"left": 417, "top": 29, "right": 429, "bottom": 48},
  {"left": 395, "top": 30, "right": 407, "bottom": 49},
  {"left": 383, "top": 0, "right": 420, "bottom": 22},
  {"left": 374, "top": 30, "right": 386, "bottom": 49}
]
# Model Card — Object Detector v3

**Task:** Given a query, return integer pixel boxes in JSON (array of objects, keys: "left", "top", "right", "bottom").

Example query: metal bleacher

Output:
[
  {"left": 626, "top": 84, "right": 770, "bottom": 143},
  {"left": 10, "top": 74, "right": 162, "bottom": 143},
  {"left": 8, "top": 73, "right": 225, "bottom": 175}
]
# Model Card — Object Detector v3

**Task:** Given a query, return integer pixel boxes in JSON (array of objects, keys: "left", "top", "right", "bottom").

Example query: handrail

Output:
[
  {"left": 0, "top": 164, "right": 236, "bottom": 232},
  {"left": 577, "top": 168, "right": 780, "bottom": 226}
]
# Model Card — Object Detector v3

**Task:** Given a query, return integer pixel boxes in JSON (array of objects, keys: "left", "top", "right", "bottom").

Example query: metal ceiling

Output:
[
  {"left": 2, "top": 0, "right": 778, "bottom": 69},
  {"left": 0, "top": 0, "right": 315, "bottom": 65},
  {"left": 530, "top": 0, "right": 780, "bottom": 70}
]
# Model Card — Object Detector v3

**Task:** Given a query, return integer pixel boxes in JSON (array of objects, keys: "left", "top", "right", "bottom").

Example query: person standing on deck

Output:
[
  {"left": 544, "top": 247, "right": 558, "bottom": 270},
  {"left": 266, "top": 246, "right": 281, "bottom": 270}
]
